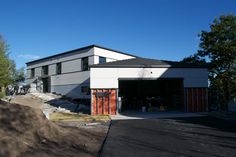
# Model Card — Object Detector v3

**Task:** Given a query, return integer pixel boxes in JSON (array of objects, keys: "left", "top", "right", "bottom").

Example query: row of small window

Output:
[{"left": 30, "top": 56, "right": 106, "bottom": 78}]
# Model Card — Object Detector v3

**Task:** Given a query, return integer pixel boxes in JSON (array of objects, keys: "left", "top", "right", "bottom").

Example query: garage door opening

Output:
[{"left": 118, "top": 79, "right": 184, "bottom": 112}]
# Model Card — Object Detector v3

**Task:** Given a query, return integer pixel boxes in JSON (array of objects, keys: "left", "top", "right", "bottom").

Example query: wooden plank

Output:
[
  {"left": 204, "top": 88, "right": 207, "bottom": 112},
  {"left": 198, "top": 88, "right": 202, "bottom": 112},
  {"left": 110, "top": 89, "right": 117, "bottom": 115},
  {"left": 201, "top": 88, "right": 204, "bottom": 112},
  {"left": 186, "top": 88, "right": 189, "bottom": 112},
  {"left": 196, "top": 88, "right": 199, "bottom": 112},
  {"left": 188, "top": 88, "right": 192, "bottom": 112}
]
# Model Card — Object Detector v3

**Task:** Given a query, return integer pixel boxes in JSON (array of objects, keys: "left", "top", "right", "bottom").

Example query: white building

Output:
[{"left": 26, "top": 45, "right": 208, "bottom": 115}]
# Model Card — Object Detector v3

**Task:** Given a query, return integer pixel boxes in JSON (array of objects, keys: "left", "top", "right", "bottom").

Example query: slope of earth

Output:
[{"left": 0, "top": 100, "right": 107, "bottom": 157}]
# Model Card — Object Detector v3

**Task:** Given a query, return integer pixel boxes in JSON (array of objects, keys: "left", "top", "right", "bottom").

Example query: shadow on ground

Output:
[
  {"left": 101, "top": 116, "right": 236, "bottom": 157},
  {"left": 171, "top": 116, "right": 236, "bottom": 133}
]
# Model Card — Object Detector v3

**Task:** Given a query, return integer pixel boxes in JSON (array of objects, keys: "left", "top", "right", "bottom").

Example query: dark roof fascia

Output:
[
  {"left": 26, "top": 45, "right": 137, "bottom": 65},
  {"left": 90, "top": 58, "right": 209, "bottom": 68},
  {"left": 26, "top": 45, "right": 94, "bottom": 65},
  {"left": 90, "top": 64, "right": 208, "bottom": 68}
]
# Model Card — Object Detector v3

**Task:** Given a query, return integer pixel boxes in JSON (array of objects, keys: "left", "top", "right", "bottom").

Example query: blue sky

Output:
[{"left": 1, "top": 0, "right": 236, "bottom": 68}]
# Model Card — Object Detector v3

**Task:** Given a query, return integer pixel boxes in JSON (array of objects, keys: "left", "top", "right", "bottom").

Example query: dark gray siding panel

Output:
[{"left": 52, "top": 84, "right": 90, "bottom": 99}]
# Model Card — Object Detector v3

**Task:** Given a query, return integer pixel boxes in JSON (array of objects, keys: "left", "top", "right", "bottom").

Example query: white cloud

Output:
[{"left": 17, "top": 54, "right": 40, "bottom": 60}]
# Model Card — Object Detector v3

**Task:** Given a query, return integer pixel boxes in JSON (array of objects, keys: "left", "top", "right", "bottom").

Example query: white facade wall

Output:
[
  {"left": 93, "top": 56, "right": 117, "bottom": 64},
  {"left": 106, "top": 58, "right": 117, "bottom": 62},
  {"left": 26, "top": 46, "right": 136, "bottom": 99},
  {"left": 93, "top": 47, "right": 135, "bottom": 64},
  {"left": 90, "top": 67, "right": 208, "bottom": 89}
]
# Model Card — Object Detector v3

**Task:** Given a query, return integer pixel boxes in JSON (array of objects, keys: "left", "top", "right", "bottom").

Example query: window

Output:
[
  {"left": 99, "top": 56, "right": 106, "bottom": 64},
  {"left": 81, "top": 86, "right": 90, "bottom": 95},
  {"left": 30, "top": 68, "right": 35, "bottom": 78},
  {"left": 42, "top": 65, "right": 48, "bottom": 76},
  {"left": 56, "top": 63, "right": 61, "bottom": 74},
  {"left": 82, "top": 57, "right": 89, "bottom": 71}
]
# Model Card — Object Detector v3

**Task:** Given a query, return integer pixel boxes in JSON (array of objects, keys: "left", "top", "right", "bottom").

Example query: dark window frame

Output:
[
  {"left": 30, "top": 68, "right": 35, "bottom": 78},
  {"left": 56, "top": 62, "right": 62, "bottom": 75},
  {"left": 42, "top": 65, "right": 49, "bottom": 76},
  {"left": 81, "top": 57, "right": 89, "bottom": 71},
  {"left": 99, "top": 56, "right": 106, "bottom": 64}
]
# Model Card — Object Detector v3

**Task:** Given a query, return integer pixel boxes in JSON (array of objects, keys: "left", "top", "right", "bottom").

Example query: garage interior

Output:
[{"left": 118, "top": 78, "right": 184, "bottom": 112}]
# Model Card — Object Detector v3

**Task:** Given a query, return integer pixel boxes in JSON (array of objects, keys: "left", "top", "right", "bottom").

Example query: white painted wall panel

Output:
[
  {"left": 90, "top": 68, "right": 119, "bottom": 78},
  {"left": 94, "top": 47, "right": 135, "bottom": 61},
  {"left": 91, "top": 78, "right": 118, "bottom": 89},
  {"left": 93, "top": 56, "right": 118, "bottom": 65},
  {"left": 106, "top": 58, "right": 116, "bottom": 62},
  {"left": 93, "top": 56, "right": 99, "bottom": 64},
  {"left": 90, "top": 67, "right": 208, "bottom": 88}
]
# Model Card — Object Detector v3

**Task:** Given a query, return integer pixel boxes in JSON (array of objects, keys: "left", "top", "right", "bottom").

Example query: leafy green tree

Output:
[
  {"left": 182, "top": 15, "right": 236, "bottom": 111},
  {"left": 0, "top": 35, "right": 25, "bottom": 93},
  {"left": 0, "top": 35, "right": 11, "bottom": 87}
]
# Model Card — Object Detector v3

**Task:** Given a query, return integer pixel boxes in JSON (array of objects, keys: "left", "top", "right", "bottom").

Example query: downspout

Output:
[
  {"left": 90, "top": 89, "right": 93, "bottom": 115},
  {"left": 116, "top": 89, "right": 119, "bottom": 115}
]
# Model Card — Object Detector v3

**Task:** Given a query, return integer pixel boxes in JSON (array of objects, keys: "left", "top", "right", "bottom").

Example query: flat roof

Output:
[
  {"left": 90, "top": 57, "right": 208, "bottom": 68},
  {"left": 26, "top": 45, "right": 137, "bottom": 65}
]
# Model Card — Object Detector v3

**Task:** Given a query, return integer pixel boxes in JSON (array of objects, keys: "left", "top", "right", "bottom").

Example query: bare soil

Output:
[{"left": 0, "top": 100, "right": 108, "bottom": 157}]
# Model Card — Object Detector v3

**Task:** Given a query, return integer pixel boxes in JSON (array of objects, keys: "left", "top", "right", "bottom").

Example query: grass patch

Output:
[
  {"left": 50, "top": 112, "right": 110, "bottom": 122},
  {"left": 0, "top": 92, "right": 5, "bottom": 99}
]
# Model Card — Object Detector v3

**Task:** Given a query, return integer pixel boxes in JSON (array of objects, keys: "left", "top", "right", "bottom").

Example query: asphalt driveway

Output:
[{"left": 100, "top": 116, "right": 236, "bottom": 157}]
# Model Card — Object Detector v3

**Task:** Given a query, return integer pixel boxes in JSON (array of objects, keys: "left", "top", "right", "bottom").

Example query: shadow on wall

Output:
[
  {"left": 51, "top": 78, "right": 90, "bottom": 100},
  {"left": 46, "top": 97, "right": 90, "bottom": 114},
  {"left": 46, "top": 78, "right": 91, "bottom": 114}
]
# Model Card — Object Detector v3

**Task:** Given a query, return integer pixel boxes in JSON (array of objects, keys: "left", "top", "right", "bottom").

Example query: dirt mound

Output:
[{"left": 0, "top": 100, "right": 106, "bottom": 157}]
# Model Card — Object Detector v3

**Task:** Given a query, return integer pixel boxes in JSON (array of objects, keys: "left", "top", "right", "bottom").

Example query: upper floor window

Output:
[
  {"left": 42, "top": 65, "right": 48, "bottom": 76},
  {"left": 82, "top": 57, "right": 89, "bottom": 71},
  {"left": 99, "top": 56, "right": 106, "bottom": 64},
  {"left": 56, "top": 63, "right": 61, "bottom": 74},
  {"left": 30, "top": 68, "right": 35, "bottom": 78}
]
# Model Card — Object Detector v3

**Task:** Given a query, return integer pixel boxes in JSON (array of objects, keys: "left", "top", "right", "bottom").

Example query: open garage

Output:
[
  {"left": 118, "top": 79, "right": 184, "bottom": 112},
  {"left": 90, "top": 58, "right": 208, "bottom": 115}
]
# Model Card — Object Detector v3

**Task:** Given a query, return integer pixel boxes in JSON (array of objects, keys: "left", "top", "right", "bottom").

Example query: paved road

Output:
[{"left": 100, "top": 116, "right": 236, "bottom": 157}]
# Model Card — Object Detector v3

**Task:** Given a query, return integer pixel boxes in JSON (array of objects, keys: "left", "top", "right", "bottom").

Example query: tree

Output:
[
  {"left": 0, "top": 35, "right": 11, "bottom": 87},
  {"left": 183, "top": 15, "right": 236, "bottom": 111},
  {"left": 0, "top": 35, "right": 26, "bottom": 89}
]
